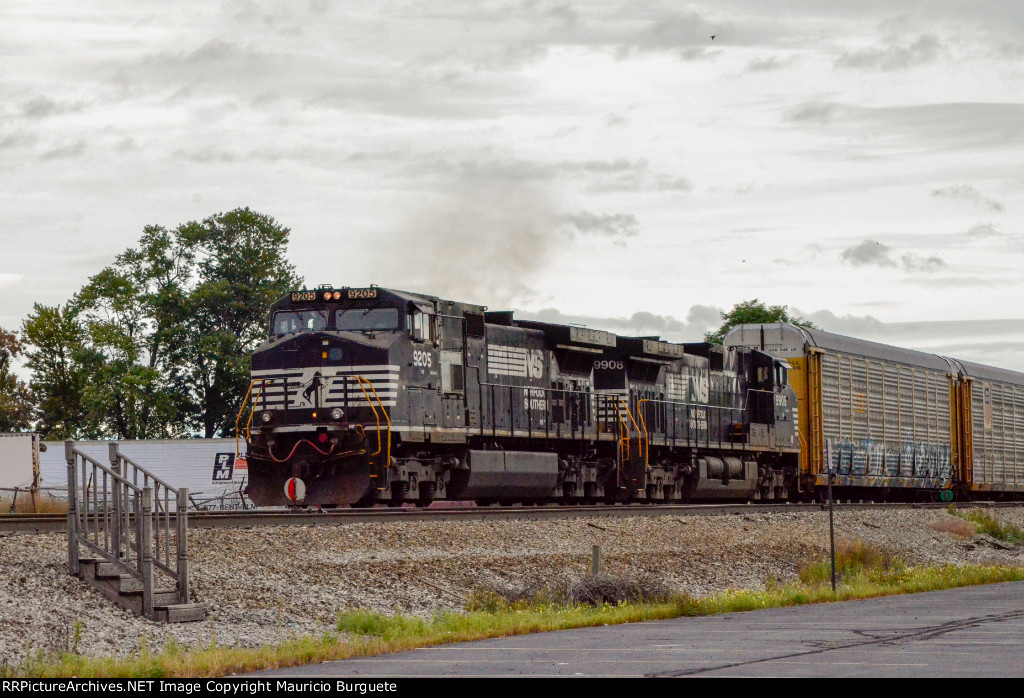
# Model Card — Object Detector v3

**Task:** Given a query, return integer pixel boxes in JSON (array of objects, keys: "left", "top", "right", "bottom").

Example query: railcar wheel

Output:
[{"left": 475, "top": 498, "right": 494, "bottom": 507}]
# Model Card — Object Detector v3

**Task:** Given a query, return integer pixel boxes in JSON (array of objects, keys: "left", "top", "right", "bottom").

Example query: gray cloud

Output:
[
  {"left": 783, "top": 102, "right": 847, "bottom": 126},
  {"left": 743, "top": 55, "right": 796, "bottom": 73},
  {"left": 839, "top": 241, "right": 947, "bottom": 273},
  {"left": 41, "top": 140, "right": 86, "bottom": 160},
  {"left": 0, "top": 132, "right": 37, "bottom": 151},
  {"left": 835, "top": 34, "right": 943, "bottom": 71},
  {"left": 520, "top": 304, "right": 723, "bottom": 343},
  {"left": 900, "top": 253, "right": 946, "bottom": 273},
  {"left": 966, "top": 223, "right": 1001, "bottom": 237},
  {"left": 782, "top": 101, "right": 1024, "bottom": 151},
  {"left": 933, "top": 184, "right": 1004, "bottom": 212},
  {"left": 785, "top": 314, "right": 1024, "bottom": 372},
  {"left": 839, "top": 240, "right": 896, "bottom": 267},
  {"left": 798, "top": 309, "right": 889, "bottom": 337},
  {"left": 561, "top": 211, "right": 640, "bottom": 240},
  {"left": 20, "top": 96, "right": 88, "bottom": 119},
  {"left": 403, "top": 154, "right": 693, "bottom": 194}
]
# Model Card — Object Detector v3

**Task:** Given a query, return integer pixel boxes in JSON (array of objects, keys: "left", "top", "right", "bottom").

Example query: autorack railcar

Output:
[{"left": 724, "top": 323, "right": 1024, "bottom": 500}]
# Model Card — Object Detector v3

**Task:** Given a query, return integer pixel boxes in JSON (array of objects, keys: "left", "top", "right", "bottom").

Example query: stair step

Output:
[
  {"left": 153, "top": 603, "right": 208, "bottom": 624},
  {"left": 122, "top": 588, "right": 182, "bottom": 606},
  {"left": 95, "top": 561, "right": 133, "bottom": 579}
]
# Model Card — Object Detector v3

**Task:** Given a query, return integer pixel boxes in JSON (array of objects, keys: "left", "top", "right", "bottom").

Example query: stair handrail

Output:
[
  {"left": 108, "top": 443, "right": 190, "bottom": 605},
  {"left": 66, "top": 440, "right": 153, "bottom": 617}
]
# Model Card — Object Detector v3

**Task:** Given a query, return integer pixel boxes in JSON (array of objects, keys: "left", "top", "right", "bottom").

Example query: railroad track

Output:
[{"left": 3, "top": 500, "right": 1020, "bottom": 533}]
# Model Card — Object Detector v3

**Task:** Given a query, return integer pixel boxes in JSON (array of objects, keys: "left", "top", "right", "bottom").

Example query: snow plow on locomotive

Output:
[{"left": 239, "top": 285, "right": 800, "bottom": 508}]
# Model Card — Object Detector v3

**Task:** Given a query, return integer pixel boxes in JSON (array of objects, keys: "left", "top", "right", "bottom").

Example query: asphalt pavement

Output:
[{"left": 258, "top": 581, "right": 1024, "bottom": 678}]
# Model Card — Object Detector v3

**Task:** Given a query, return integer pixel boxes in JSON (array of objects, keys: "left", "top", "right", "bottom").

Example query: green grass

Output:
[
  {"left": 951, "top": 507, "right": 1024, "bottom": 545},
  {"left": 6, "top": 544, "right": 1024, "bottom": 679}
]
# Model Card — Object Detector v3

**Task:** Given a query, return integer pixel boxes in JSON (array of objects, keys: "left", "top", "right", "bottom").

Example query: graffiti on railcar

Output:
[{"left": 826, "top": 436, "right": 951, "bottom": 480}]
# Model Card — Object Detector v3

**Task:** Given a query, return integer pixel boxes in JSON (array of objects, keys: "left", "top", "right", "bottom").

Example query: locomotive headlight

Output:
[
  {"left": 330, "top": 408, "right": 344, "bottom": 421},
  {"left": 323, "top": 291, "right": 332, "bottom": 300},
  {"left": 259, "top": 410, "right": 274, "bottom": 424},
  {"left": 332, "top": 290, "right": 341, "bottom": 300}
]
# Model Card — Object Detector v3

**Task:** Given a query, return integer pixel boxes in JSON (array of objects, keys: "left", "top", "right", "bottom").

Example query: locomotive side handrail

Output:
[
  {"left": 614, "top": 397, "right": 645, "bottom": 467},
  {"left": 355, "top": 375, "right": 392, "bottom": 490},
  {"left": 632, "top": 397, "right": 745, "bottom": 451},
  {"left": 235, "top": 378, "right": 273, "bottom": 459},
  {"left": 245, "top": 380, "right": 273, "bottom": 442},
  {"left": 479, "top": 382, "right": 599, "bottom": 441}
]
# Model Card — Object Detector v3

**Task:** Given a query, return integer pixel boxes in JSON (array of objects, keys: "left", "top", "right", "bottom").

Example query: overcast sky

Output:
[{"left": 3, "top": 1, "right": 1024, "bottom": 370}]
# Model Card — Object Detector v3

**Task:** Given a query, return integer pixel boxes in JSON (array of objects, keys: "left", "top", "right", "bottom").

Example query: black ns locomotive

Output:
[{"left": 241, "top": 285, "right": 799, "bottom": 508}]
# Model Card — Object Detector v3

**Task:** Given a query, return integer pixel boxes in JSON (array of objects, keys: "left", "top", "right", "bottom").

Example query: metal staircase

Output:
[{"left": 65, "top": 441, "right": 206, "bottom": 623}]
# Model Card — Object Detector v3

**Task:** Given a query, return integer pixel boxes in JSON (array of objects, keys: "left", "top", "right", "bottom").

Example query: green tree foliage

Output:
[
  {"left": 0, "top": 326, "right": 35, "bottom": 432},
  {"left": 704, "top": 299, "right": 817, "bottom": 345},
  {"left": 171, "top": 209, "right": 301, "bottom": 437},
  {"left": 72, "top": 226, "right": 193, "bottom": 439},
  {"left": 21, "top": 208, "right": 301, "bottom": 439},
  {"left": 20, "top": 305, "right": 91, "bottom": 438}
]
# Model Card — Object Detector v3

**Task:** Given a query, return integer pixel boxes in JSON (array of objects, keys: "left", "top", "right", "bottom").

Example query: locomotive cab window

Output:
[
  {"left": 273, "top": 310, "right": 328, "bottom": 336},
  {"left": 335, "top": 307, "right": 400, "bottom": 332},
  {"left": 409, "top": 307, "right": 435, "bottom": 343},
  {"left": 775, "top": 360, "right": 790, "bottom": 387}
]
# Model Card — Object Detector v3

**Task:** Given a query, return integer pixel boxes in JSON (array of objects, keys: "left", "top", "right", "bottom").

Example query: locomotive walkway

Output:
[{"left": 258, "top": 581, "right": 1024, "bottom": 678}]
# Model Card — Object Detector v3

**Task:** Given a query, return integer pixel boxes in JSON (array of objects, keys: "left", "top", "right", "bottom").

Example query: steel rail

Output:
[{"left": 3, "top": 501, "right": 1023, "bottom": 533}]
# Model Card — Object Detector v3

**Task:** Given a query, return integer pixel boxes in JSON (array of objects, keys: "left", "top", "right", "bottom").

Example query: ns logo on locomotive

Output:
[{"left": 239, "top": 285, "right": 1024, "bottom": 507}]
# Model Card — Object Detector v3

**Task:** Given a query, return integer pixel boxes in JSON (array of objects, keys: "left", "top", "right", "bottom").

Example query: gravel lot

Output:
[{"left": 2, "top": 505, "right": 1023, "bottom": 667}]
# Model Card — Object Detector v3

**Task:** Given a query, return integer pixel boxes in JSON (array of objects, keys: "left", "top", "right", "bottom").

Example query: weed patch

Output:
[{"left": 930, "top": 517, "right": 976, "bottom": 539}]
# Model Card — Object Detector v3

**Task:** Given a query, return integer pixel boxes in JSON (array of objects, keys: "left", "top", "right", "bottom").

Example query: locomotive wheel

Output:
[
  {"left": 499, "top": 499, "right": 517, "bottom": 507},
  {"left": 388, "top": 481, "right": 409, "bottom": 508},
  {"left": 561, "top": 483, "right": 577, "bottom": 504},
  {"left": 475, "top": 498, "right": 494, "bottom": 507},
  {"left": 415, "top": 481, "right": 436, "bottom": 508}
]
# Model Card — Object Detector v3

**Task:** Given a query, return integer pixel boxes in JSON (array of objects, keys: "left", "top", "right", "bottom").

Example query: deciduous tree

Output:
[
  {"left": 704, "top": 299, "right": 817, "bottom": 345},
  {"left": 20, "top": 305, "right": 92, "bottom": 438},
  {"left": 0, "top": 327, "right": 35, "bottom": 432}
]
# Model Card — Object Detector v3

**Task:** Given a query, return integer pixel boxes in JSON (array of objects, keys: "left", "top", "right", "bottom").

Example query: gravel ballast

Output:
[{"left": 1, "top": 506, "right": 1023, "bottom": 667}]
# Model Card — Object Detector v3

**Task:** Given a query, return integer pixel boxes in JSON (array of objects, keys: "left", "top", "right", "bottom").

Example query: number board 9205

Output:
[
  {"left": 347, "top": 288, "right": 378, "bottom": 299},
  {"left": 291, "top": 291, "right": 317, "bottom": 302}
]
